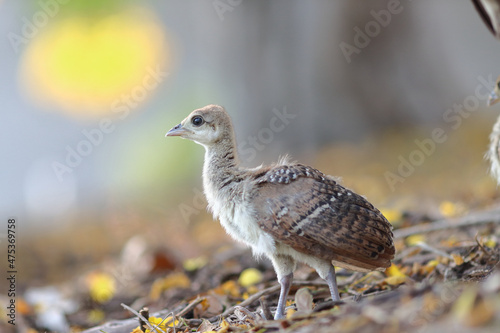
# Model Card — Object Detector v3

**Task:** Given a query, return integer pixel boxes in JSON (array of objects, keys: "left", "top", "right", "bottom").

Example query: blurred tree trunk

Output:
[{"left": 188, "top": 0, "right": 473, "bottom": 156}]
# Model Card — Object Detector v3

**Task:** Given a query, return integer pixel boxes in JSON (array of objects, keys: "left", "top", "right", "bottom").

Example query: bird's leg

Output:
[
  {"left": 325, "top": 265, "right": 341, "bottom": 302},
  {"left": 274, "top": 272, "right": 293, "bottom": 320}
]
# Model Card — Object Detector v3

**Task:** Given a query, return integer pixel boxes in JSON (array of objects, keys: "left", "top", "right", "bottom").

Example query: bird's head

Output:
[{"left": 166, "top": 104, "right": 233, "bottom": 147}]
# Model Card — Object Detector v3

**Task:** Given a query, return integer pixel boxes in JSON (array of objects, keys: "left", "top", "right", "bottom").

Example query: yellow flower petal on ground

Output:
[
  {"left": 385, "top": 264, "right": 406, "bottom": 278},
  {"left": 439, "top": 201, "right": 464, "bottom": 217},
  {"left": 484, "top": 237, "right": 497, "bottom": 249},
  {"left": 151, "top": 316, "right": 179, "bottom": 328},
  {"left": 384, "top": 264, "right": 407, "bottom": 285},
  {"left": 87, "top": 309, "right": 105, "bottom": 324},
  {"left": 183, "top": 256, "right": 208, "bottom": 271},
  {"left": 238, "top": 268, "right": 263, "bottom": 287},
  {"left": 427, "top": 259, "right": 439, "bottom": 267},
  {"left": 419, "top": 260, "right": 439, "bottom": 275},
  {"left": 131, "top": 315, "right": 179, "bottom": 333},
  {"left": 405, "top": 234, "right": 425, "bottom": 246},
  {"left": 384, "top": 275, "right": 407, "bottom": 286},
  {"left": 86, "top": 272, "right": 116, "bottom": 303}
]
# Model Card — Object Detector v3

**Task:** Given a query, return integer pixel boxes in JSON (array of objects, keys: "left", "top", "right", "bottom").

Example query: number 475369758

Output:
[{"left": 7, "top": 219, "right": 15, "bottom": 270}]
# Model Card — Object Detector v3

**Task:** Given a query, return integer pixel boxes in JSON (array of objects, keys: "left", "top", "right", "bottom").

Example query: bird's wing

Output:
[{"left": 249, "top": 164, "right": 395, "bottom": 272}]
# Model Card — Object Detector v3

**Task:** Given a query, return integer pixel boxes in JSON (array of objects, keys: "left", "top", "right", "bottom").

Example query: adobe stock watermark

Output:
[
  {"left": 178, "top": 106, "right": 297, "bottom": 223},
  {"left": 51, "top": 65, "right": 169, "bottom": 182},
  {"left": 239, "top": 106, "right": 297, "bottom": 162},
  {"left": 339, "top": 0, "right": 408, "bottom": 64},
  {"left": 7, "top": 0, "right": 70, "bottom": 54},
  {"left": 384, "top": 74, "right": 495, "bottom": 191},
  {"left": 212, "top": 0, "right": 243, "bottom": 21}
]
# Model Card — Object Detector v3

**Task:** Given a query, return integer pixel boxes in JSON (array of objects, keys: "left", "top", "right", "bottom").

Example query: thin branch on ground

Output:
[
  {"left": 121, "top": 303, "right": 166, "bottom": 333},
  {"left": 394, "top": 207, "right": 500, "bottom": 239}
]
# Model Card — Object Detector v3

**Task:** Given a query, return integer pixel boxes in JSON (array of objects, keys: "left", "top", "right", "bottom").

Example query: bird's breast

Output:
[{"left": 213, "top": 194, "right": 276, "bottom": 258}]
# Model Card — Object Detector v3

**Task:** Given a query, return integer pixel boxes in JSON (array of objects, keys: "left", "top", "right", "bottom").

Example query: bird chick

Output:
[{"left": 166, "top": 105, "right": 395, "bottom": 319}]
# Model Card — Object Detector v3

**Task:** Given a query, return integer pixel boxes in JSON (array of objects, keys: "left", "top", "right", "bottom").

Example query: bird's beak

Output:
[
  {"left": 488, "top": 90, "right": 500, "bottom": 106},
  {"left": 165, "top": 123, "right": 187, "bottom": 137}
]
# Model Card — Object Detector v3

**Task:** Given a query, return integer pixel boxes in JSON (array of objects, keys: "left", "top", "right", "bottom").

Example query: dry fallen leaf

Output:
[
  {"left": 194, "top": 294, "right": 225, "bottom": 318},
  {"left": 213, "top": 280, "right": 241, "bottom": 298},
  {"left": 149, "top": 272, "right": 190, "bottom": 301},
  {"left": 451, "top": 253, "right": 464, "bottom": 266},
  {"left": 130, "top": 315, "right": 179, "bottom": 333},
  {"left": 295, "top": 287, "right": 314, "bottom": 314}
]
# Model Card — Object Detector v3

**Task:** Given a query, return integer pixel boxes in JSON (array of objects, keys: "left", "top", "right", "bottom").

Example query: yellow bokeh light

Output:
[{"left": 19, "top": 6, "right": 171, "bottom": 118}]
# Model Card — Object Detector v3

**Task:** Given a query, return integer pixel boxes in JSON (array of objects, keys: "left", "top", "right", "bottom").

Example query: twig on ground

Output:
[
  {"left": 259, "top": 296, "right": 273, "bottom": 320},
  {"left": 121, "top": 303, "right": 166, "bottom": 333},
  {"left": 159, "top": 312, "right": 176, "bottom": 333},
  {"left": 394, "top": 208, "right": 500, "bottom": 239},
  {"left": 176, "top": 297, "right": 206, "bottom": 318},
  {"left": 211, "top": 284, "right": 281, "bottom": 321},
  {"left": 139, "top": 308, "right": 150, "bottom": 332},
  {"left": 415, "top": 242, "right": 453, "bottom": 259},
  {"left": 207, "top": 278, "right": 356, "bottom": 321}
]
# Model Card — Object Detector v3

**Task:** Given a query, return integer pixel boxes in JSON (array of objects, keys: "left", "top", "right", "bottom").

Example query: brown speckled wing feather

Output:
[{"left": 250, "top": 164, "right": 395, "bottom": 272}]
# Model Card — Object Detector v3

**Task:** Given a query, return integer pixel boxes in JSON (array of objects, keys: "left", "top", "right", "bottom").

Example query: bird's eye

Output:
[{"left": 191, "top": 116, "right": 204, "bottom": 127}]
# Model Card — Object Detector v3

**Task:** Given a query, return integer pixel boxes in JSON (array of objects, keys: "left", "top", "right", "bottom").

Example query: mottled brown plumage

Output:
[
  {"left": 251, "top": 164, "right": 394, "bottom": 272},
  {"left": 166, "top": 105, "right": 395, "bottom": 319}
]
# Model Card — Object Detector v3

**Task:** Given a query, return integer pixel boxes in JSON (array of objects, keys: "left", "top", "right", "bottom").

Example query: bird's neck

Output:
[{"left": 202, "top": 136, "right": 241, "bottom": 194}]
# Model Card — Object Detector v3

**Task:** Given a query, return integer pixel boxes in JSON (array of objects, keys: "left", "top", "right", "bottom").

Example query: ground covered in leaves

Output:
[
  {"left": 3, "top": 117, "right": 500, "bottom": 332},
  {"left": 5, "top": 207, "right": 500, "bottom": 333}
]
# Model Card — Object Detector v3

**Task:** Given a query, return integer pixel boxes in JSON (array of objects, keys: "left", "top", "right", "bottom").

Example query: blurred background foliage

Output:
[{"left": 1, "top": 0, "right": 500, "bottom": 285}]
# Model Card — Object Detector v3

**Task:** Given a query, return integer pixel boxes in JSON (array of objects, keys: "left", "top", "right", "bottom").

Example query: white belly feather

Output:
[{"left": 206, "top": 187, "right": 275, "bottom": 258}]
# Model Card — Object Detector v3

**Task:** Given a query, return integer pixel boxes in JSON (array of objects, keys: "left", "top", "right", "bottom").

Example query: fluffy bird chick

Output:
[{"left": 166, "top": 105, "right": 395, "bottom": 319}]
